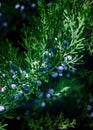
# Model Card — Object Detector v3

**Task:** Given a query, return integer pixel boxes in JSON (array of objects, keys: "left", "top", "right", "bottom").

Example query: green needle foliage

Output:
[
  {"left": 0, "top": 0, "right": 93, "bottom": 129},
  {"left": 0, "top": 0, "right": 86, "bottom": 110},
  {"left": 0, "top": 121, "right": 8, "bottom": 130},
  {"left": 27, "top": 112, "right": 76, "bottom": 130}
]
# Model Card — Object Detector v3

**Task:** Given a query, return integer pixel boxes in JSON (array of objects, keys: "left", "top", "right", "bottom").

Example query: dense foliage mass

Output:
[{"left": 0, "top": 0, "right": 93, "bottom": 130}]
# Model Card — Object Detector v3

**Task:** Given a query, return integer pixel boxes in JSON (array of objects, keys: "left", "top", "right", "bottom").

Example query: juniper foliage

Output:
[{"left": 0, "top": 0, "right": 93, "bottom": 129}]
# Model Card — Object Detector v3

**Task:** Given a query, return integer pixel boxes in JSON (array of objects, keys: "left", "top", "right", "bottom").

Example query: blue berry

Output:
[
  {"left": 90, "top": 112, "right": 93, "bottom": 118},
  {"left": 1, "top": 87, "right": 6, "bottom": 92},
  {"left": 58, "top": 73, "right": 63, "bottom": 77},
  {"left": 47, "top": 63, "right": 52, "bottom": 70},
  {"left": 23, "top": 84, "right": 30, "bottom": 93},
  {"left": 2, "top": 73, "right": 5, "bottom": 78},
  {"left": 37, "top": 80, "right": 42, "bottom": 87},
  {"left": 22, "top": 70, "right": 29, "bottom": 78},
  {"left": 12, "top": 74, "right": 16, "bottom": 80},
  {"left": 87, "top": 105, "right": 92, "bottom": 111},
  {"left": 11, "top": 84, "right": 17, "bottom": 89},
  {"left": 41, "top": 102, "right": 46, "bottom": 107},
  {"left": 44, "top": 50, "right": 53, "bottom": 58},
  {"left": 30, "top": 3, "right": 36, "bottom": 9},
  {"left": 63, "top": 40, "right": 68, "bottom": 47},
  {"left": 46, "top": 93, "right": 51, "bottom": 98},
  {"left": 10, "top": 68, "right": 15, "bottom": 75},
  {"left": 20, "top": 5, "right": 25, "bottom": 11},
  {"left": 58, "top": 66, "right": 64, "bottom": 71},
  {"left": 48, "top": 88, "right": 54, "bottom": 95},
  {"left": 15, "top": 3, "right": 20, "bottom": 9},
  {"left": 39, "top": 92, "right": 44, "bottom": 98},
  {"left": 64, "top": 55, "right": 72, "bottom": 61},
  {"left": 57, "top": 66, "right": 64, "bottom": 76},
  {"left": 51, "top": 71, "right": 58, "bottom": 78},
  {"left": 14, "top": 91, "right": 23, "bottom": 99},
  {"left": 61, "top": 64, "right": 68, "bottom": 71},
  {"left": 0, "top": 105, "right": 5, "bottom": 112},
  {"left": 2, "top": 22, "right": 8, "bottom": 27}
]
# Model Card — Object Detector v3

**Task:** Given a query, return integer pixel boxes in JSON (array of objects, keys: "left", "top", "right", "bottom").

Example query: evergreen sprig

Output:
[
  {"left": 0, "top": 0, "right": 87, "bottom": 115},
  {"left": 0, "top": 0, "right": 93, "bottom": 129},
  {"left": 27, "top": 112, "right": 76, "bottom": 130}
]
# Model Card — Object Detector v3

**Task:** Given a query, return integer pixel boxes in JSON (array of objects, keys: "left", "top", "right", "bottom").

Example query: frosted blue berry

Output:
[
  {"left": 15, "top": 3, "right": 20, "bottom": 9},
  {"left": 57, "top": 66, "right": 64, "bottom": 76},
  {"left": 14, "top": 91, "right": 23, "bottom": 99},
  {"left": 20, "top": 5, "right": 25, "bottom": 11},
  {"left": 2, "top": 73, "right": 5, "bottom": 77},
  {"left": 22, "top": 70, "right": 29, "bottom": 78},
  {"left": 12, "top": 74, "right": 16, "bottom": 80},
  {"left": 11, "top": 84, "right": 17, "bottom": 89},
  {"left": 49, "top": 52, "right": 53, "bottom": 57},
  {"left": 51, "top": 71, "right": 58, "bottom": 78},
  {"left": 15, "top": 70, "right": 18, "bottom": 74},
  {"left": 87, "top": 105, "right": 92, "bottom": 111},
  {"left": 37, "top": 80, "right": 42, "bottom": 86},
  {"left": 10, "top": 68, "right": 15, "bottom": 75},
  {"left": 47, "top": 63, "right": 52, "bottom": 70},
  {"left": 39, "top": 92, "right": 44, "bottom": 98},
  {"left": 58, "top": 66, "right": 64, "bottom": 71},
  {"left": 1, "top": 87, "right": 6, "bottom": 92},
  {"left": 23, "top": 84, "right": 30, "bottom": 93},
  {"left": 64, "top": 55, "right": 72, "bottom": 61},
  {"left": 31, "top": 3, "right": 36, "bottom": 8},
  {"left": 46, "top": 93, "right": 51, "bottom": 98},
  {"left": 48, "top": 88, "right": 54, "bottom": 95},
  {"left": 61, "top": 64, "right": 68, "bottom": 71},
  {"left": 40, "top": 62, "right": 48, "bottom": 73},
  {"left": 2, "top": 22, "right": 8, "bottom": 27},
  {"left": 0, "top": 105, "right": 5, "bottom": 112},
  {"left": 44, "top": 50, "right": 53, "bottom": 58},
  {"left": 90, "top": 112, "right": 93, "bottom": 118},
  {"left": 41, "top": 102, "right": 46, "bottom": 107},
  {"left": 58, "top": 73, "right": 63, "bottom": 77},
  {"left": 63, "top": 40, "right": 68, "bottom": 47}
]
